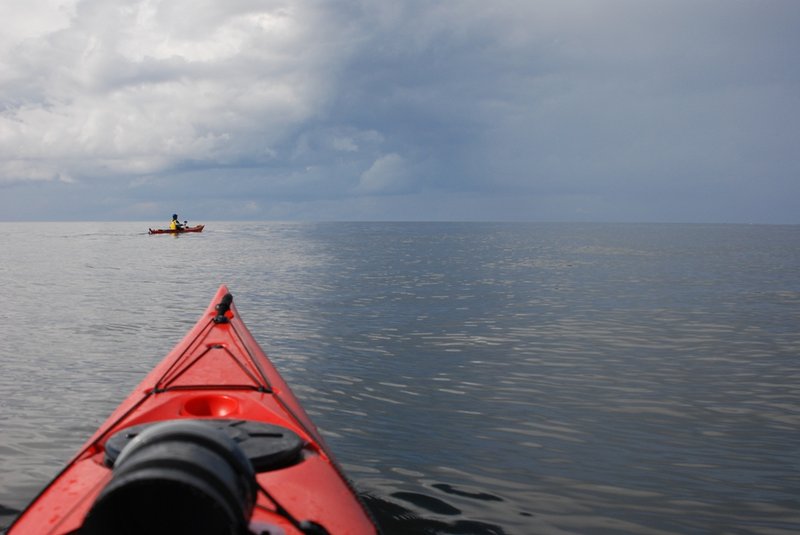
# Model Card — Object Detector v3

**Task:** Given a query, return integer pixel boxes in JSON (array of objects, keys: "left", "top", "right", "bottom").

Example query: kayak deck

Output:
[
  {"left": 8, "top": 286, "right": 377, "bottom": 534},
  {"left": 148, "top": 224, "right": 205, "bottom": 234}
]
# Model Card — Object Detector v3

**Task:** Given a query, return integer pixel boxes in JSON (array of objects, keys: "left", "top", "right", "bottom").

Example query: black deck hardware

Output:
[{"left": 214, "top": 293, "right": 234, "bottom": 323}]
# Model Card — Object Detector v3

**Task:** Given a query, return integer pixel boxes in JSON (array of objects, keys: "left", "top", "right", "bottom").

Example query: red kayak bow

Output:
[{"left": 8, "top": 286, "right": 378, "bottom": 534}]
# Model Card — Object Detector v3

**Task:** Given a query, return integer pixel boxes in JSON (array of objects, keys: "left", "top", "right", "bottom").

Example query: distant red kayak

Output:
[
  {"left": 7, "top": 285, "right": 378, "bottom": 534},
  {"left": 148, "top": 224, "right": 205, "bottom": 234}
]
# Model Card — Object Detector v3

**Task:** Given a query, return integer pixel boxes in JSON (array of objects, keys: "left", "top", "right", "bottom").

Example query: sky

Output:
[{"left": 1, "top": 0, "right": 798, "bottom": 223}]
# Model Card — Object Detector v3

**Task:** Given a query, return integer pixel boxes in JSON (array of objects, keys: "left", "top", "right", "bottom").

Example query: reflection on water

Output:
[
  {"left": 363, "top": 492, "right": 507, "bottom": 534},
  {"left": 1, "top": 222, "right": 800, "bottom": 534},
  {"left": 0, "top": 506, "right": 18, "bottom": 533}
]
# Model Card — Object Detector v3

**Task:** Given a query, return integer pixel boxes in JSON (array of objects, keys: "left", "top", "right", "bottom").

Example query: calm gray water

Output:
[{"left": 1, "top": 222, "right": 799, "bottom": 534}]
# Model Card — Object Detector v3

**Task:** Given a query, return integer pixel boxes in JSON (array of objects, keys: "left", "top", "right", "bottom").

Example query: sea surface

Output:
[{"left": 1, "top": 221, "right": 799, "bottom": 534}]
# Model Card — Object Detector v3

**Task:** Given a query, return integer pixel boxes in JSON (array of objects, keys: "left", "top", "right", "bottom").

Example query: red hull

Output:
[
  {"left": 148, "top": 224, "right": 205, "bottom": 234},
  {"left": 8, "top": 286, "right": 377, "bottom": 534}
]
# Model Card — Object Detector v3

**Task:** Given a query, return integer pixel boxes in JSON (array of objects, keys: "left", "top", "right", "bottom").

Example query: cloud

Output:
[
  {"left": 1, "top": 0, "right": 799, "bottom": 222},
  {"left": 0, "top": 0, "right": 344, "bottom": 183},
  {"left": 357, "top": 153, "right": 411, "bottom": 194}
]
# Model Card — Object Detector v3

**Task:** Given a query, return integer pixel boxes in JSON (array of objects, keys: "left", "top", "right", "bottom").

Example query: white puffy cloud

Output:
[
  {"left": 357, "top": 153, "right": 410, "bottom": 194},
  {"left": 0, "top": 0, "right": 347, "bottom": 184}
]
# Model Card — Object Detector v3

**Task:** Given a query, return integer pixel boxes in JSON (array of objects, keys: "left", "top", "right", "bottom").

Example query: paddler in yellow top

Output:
[{"left": 169, "top": 214, "right": 184, "bottom": 231}]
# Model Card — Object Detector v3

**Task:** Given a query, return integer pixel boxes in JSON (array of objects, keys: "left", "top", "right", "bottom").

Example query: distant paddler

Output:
[{"left": 169, "top": 214, "right": 186, "bottom": 231}]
